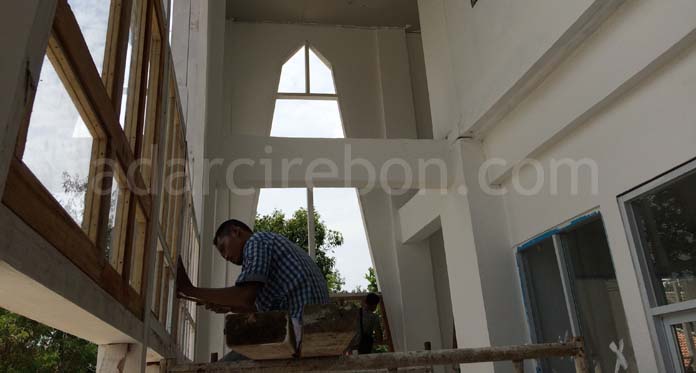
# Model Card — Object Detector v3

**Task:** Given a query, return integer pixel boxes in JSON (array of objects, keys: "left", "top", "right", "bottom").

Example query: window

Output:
[
  {"left": 21, "top": 55, "right": 96, "bottom": 229},
  {"left": 621, "top": 160, "right": 696, "bottom": 372},
  {"left": 106, "top": 163, "right": 130, "bottom": 272},
  {"left": 68, "top": 0, "right": 111, "bottom": 76},
  {"left": 518, "top": 215, "right": 636, "bottom": 372},
  {"left": 256, "top": 43, "right": 373, "bottom": 293}
]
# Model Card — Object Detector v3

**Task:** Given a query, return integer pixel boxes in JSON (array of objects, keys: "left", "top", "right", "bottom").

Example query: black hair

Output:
[
  {"left": 213, "top": 219, "right": 253, "bottom": 246},
  {"left": 365, "top": 292, "right": 380, "bottom": 306}
]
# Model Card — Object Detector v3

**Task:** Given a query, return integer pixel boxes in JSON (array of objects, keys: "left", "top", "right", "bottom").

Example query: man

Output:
[
  {"left": 349, "top": 292, "right": 384, "bottom": 354},
  {"left": 176, "top": 219, "right": 330, "bottom": 357}
]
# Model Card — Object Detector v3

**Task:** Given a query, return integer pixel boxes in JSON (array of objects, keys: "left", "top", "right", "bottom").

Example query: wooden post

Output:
[
  {"left": 573, "top": 337, "right": 589, "bottom": 373},
  {"left": 512, "top": 360, "right": 524, "bottom": 373}
]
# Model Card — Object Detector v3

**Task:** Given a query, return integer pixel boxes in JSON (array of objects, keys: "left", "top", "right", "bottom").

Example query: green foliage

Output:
[
  {"left": 0, "top": 308, "right": 97, "bottom": 372},
  {"left": 365, "top": 267, "right": 379, "bottom": 293},
  {"left": 254, "top": 208, "right": 345, "bottom": 292}
]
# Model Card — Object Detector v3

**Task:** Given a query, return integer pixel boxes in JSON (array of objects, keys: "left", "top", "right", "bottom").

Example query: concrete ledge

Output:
[
  {"left": 210, "top": 135, "right": 452, "bottom": 189},
  {"left": 398, "top": 190, "right": 444, "bottom": 244},
  {"left": 0, "top": 204, "right": 143, "bottom": 345}
]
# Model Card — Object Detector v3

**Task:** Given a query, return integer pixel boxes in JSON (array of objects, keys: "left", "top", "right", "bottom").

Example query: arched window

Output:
[
  {"left": 271, "top": 43, "right": 344, "bottom": 138},
  {"left": 257, "top": 43, "right": 373, "bottom": 292}
]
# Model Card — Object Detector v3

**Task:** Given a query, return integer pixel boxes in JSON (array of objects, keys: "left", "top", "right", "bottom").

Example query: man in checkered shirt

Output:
[{"left": 176, "top": 219, "right": 330, "bottom": 356}]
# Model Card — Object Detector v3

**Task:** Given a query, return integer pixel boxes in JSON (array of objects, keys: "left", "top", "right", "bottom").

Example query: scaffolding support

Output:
[{"left": 169, "top": 338, "right": 588, "bottom": 373}]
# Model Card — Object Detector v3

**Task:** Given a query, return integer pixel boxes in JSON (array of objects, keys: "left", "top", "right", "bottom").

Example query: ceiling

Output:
[{"left": 225, "top": 0, "right": 420, "bottom": 30}]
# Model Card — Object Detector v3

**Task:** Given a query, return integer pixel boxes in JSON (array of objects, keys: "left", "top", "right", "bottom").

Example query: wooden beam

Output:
[
  {"left": 171, "top": 339, "right": 586, "bottom": 372},
  {"left": 225, "top": 311, "right": 296, "bottom": 360},
  {"left": 2, "top": 158, "right": 144, "bottom": 317},
  {"left": 102, "top": 0, "right": 132, "bottom": 106},
  {"left": 301, "top": 303, "right": 358, "bottom": 358}
]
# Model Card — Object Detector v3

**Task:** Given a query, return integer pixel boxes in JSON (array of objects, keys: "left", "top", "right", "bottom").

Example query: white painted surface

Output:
[
  {"left": 210, "top": 135, "right": 450, "bottom": 189},
  {"left": 406, "top": 33, "right": 434, "bottom": 140},
  {"left": 484, "top": 0, "right": 696, "bottom": 184},
  {"left": 499, "top": 39, "right": 696, "bottom": 371},
  {"left": 398, "top": 189, "right": 443, "bottom": 244}
]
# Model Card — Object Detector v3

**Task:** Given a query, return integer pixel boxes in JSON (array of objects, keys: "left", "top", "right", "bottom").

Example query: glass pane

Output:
[
  {"left": 673, "top": 322, "right": 696, "bottom": 372},
  {"left": 278, "top": 46, "right": 306, "bottom": 93},
  {"left": 630, "top": 169, "right": 696, "bottom": 306},
  {"left": 106, "top": 165, "right": 129, "bottom": 271},
  {"left": 68, "top": 0, "right": 111, "bottom": 76},
  {"left": 23, "top": 56, "right": 94, "bottom": 228},
  {"left": 270, "top": 99, "right": 344, "bottom": 138},
  {"left": 120, "top": 1, "right": 141, "bottom": 128},
  {"left": 309, "top": 48, "right": 336, "bottom": 94},
  {"left": 561, "top": 219, "right": 637, "bottom": 372},
  {"left": 520, "top": 238, "right": 575, "bottom": 373}
]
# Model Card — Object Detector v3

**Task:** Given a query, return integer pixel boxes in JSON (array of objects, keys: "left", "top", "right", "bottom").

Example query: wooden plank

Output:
[
  {"left": 3, "top": 158, "right": 101, "bottom": 279},
  {"left": 173, "top": 339, "right": 585, "bottom": 372},
  {"left": 225, "top": 311, "right": 297, "bottom": 360},
  {"left": 301, "top": 303, "right": 359, "bottom": 358}
]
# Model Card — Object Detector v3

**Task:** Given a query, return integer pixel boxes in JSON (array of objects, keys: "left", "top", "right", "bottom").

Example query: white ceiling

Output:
[{"left": 226, "top": 0, "right": 420, "bottom": 30}]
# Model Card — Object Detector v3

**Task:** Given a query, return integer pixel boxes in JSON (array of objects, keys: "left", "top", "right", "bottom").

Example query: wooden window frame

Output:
[{"left": 3, "top": 0, "right": 202, "bottom": 357}]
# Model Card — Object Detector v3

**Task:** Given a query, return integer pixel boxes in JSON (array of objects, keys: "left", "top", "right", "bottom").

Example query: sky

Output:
[
  {"left": 262, "top": 46, "right": 374, "bottom": 291},
  {"left": 24, "top": 3, "right": 374, "bottom": 291}
]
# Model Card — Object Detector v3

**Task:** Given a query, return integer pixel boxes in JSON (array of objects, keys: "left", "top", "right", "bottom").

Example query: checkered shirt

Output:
[{"left": 235, "top": 232, "right": 330, "bottom": 319}]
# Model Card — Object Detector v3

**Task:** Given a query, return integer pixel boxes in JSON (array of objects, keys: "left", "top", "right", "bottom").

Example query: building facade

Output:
[{"left": 1, "top": 1, "right": 695, "bottom": 372}]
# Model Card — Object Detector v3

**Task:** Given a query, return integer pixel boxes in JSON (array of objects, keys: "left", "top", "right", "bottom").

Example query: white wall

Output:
[
  {"left": 196, "top": 20, "right": 445, "bottom": 354},
  {"left": 498, "top": 40, "right": 696, "bottom": 372},
  {"left": 406, "top": 33, "right": 434, "bottom": 140},
  {"left": 417, "top": 0, "right": 696, "bottom": 371}
]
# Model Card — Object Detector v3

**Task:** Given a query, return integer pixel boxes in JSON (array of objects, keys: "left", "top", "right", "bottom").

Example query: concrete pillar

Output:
[
  {"left": 97, "top": 343, "right": 144, "bottom": 373},
  {"left": 439, "top": 139, "right": 529, "bottom": 373}
]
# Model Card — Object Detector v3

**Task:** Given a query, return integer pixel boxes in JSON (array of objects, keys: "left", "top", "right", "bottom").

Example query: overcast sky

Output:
[{"left": 26, "top": 6, "right": 373, "bottom": 290}]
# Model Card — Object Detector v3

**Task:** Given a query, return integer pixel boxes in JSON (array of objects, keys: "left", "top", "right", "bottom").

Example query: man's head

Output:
[
  {"left": 213, "top": 219, "right": 253, "bottom": 265},
  {"left": 364, "top": 292, "right": 380, "bottom": 312}
]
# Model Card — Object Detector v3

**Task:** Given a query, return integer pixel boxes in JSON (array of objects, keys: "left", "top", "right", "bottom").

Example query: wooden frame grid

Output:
[{"left": 2, "top": 0, "right": 202, "bottom": 359}]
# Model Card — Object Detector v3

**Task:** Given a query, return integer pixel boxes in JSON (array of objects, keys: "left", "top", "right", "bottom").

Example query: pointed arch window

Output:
[
  {"left": 271, "top": 42, "right": 343, "bottom": 138},
  {"left": 278, "top": 43, "right": 337, "bottom": 97}
]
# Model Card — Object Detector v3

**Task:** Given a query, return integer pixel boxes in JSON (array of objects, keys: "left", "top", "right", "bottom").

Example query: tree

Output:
[
  {"left": 365, "top": 267, "right": 379, "bottom": 293},
  {"left": 254, "top": 209, "right": 345, "bottom": 292},
  {"left": 0, "top": 308, "right": 97, "bottom": 372}
]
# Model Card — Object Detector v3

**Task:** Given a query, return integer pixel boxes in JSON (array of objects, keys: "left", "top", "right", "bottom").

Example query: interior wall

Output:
[
  {"left": 405, "top": 33, "right": 434, "bottom": 140},
  {"left": 497, "top": 39, "right": 696, "bottom": 372},
  {"left": 416, "top": 0, "right": 595, "bottom": 137},
  {"left": 202, "top": 20, "right": 444, "bottom": 352}
]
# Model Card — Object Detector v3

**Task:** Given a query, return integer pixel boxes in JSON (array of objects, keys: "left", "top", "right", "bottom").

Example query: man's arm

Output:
[{"left": 176, "top": 257, "right": 260, "bottom": 313}]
